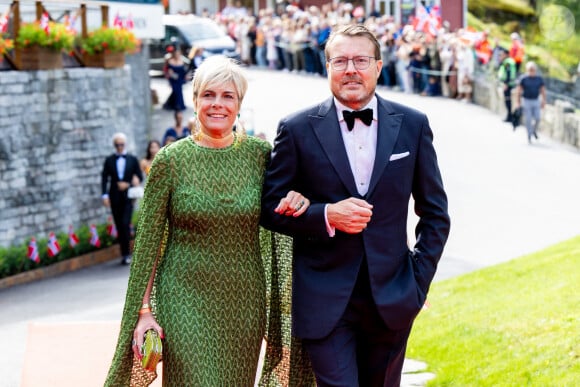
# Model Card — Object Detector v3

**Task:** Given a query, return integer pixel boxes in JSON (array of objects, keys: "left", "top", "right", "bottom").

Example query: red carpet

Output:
[{"left": 21, "top": 321, "right": 162, "bottom": 387}]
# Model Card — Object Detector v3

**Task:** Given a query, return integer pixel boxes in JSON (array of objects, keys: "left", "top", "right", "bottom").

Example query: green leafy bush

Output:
[
  {"left": 79, "top": 26, "right": 140, "bottom": 55},
  {"left": 0, "top": 209, "right": 140, "bottom": 280},
  {"left": 16, "top": 21, "right": 75, "bottom": 52}
]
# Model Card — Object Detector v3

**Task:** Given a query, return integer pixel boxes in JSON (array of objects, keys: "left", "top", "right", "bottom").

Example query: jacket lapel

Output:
[
  {"left": 311, "top": 98, "right": 359, "bottom": 196},
  {"left": 367, "top": 97, "right": 403, "bottom": 197}
]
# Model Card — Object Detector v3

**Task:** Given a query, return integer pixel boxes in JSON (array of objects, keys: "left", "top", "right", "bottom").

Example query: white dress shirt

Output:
[
  {"left": 334, "top": 97, "right": 378, "bottom": 196},
  {"left": 116, "top": 153, "right": 127, "bottom": 180},
  {"left": 325, "top": 97, "right": 378, "bottom": 236}
]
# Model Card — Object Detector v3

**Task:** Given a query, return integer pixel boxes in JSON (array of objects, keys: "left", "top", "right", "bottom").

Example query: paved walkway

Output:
[{"left": 2, "top": 68, "right": 580, "bottom": 386}]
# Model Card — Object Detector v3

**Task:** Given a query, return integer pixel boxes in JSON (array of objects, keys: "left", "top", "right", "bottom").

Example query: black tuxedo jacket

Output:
[
  {"left": 261, "top": 95, "right": 450, "bottom": 339},
  {"left": 101, "top": 153, "right": 143, "bottom": 204}
]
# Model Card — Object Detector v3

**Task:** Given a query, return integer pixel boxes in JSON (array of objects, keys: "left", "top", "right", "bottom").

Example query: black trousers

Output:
[
  {"left": 111, "top": 198, "right": 133, "bottom": 257},
  {"left": 504, "top": 86, "right": 513, "bottom": 121},
  {"left": 303, "top": 259, "right": 412, "bottom": 387}
]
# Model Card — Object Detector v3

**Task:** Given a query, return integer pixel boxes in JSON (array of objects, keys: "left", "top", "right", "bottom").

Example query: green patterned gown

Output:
[{"left": 106, "top": 135, "right": 273, "bottom": 386}]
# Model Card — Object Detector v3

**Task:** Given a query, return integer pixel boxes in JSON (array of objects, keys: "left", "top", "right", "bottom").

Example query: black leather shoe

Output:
[{"left": 121, "top": 256, "right": 132, "bottom": 265}]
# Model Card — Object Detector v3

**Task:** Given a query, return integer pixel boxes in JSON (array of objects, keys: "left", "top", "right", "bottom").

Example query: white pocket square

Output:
[{"left": 389, "top": 151, "right": 410, "bottom": 161}]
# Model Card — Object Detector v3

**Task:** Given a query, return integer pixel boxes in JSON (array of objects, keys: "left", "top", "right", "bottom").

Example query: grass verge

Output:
[{"left": 407, "top": 235, "right": 580, "bottom": 386}]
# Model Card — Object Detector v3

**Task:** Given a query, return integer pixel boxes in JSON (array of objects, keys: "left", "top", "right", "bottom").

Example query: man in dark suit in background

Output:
[
  {"left": 261, "top": 24, "right": 450, "bottom": 386},
  {"left": 101, "top": 132, "right": 143, "bottom": 265}
]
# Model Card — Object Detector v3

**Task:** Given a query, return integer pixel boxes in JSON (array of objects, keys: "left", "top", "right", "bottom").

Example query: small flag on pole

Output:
[
  {"left": 28, "top": 238, "right": 39, "bottom": 263},
  {"left": 47, "top": 232, "right": 61, "bottom": 257},
  {"left": 113, "top": 12, "right": 123, "bottom": 28},
  {"left": 89, "top": 224, "right": 101, "bottom": 247},
  {"left": 68, "top": 225, "right": 79, "bottom": 248},
  {"left": 0, "top": 13, "right": 9, "bottom": 34},
  {"left": 125, "top": 14, "right": 134, "bottom": 30},
  {"left": 40, "top": 11, "right": 50, "bottom": 34},
  {"left": 107, "top": 217, "right": 118, "bottom": 238}
]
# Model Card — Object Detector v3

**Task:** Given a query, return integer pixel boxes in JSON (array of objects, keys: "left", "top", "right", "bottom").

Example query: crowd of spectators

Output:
[{"left": 188, "top": 1, "right": 526, "bottom": 102}]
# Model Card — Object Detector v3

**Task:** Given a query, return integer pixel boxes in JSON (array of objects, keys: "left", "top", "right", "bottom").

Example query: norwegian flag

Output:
[
  {"left": 107, "top": 217, "right": 118, "bottom": 239},
  {"left": 47, "top": 232, "right": 61, "bottom": 257},
  {"left": 40, "top": 11, "right": 50, "bottom": 34},
  {"left": 68, "top": 225, "right": 79, "bottom": 248},
  {"left": 124, "top": 14, "right": 134, "bottom": 30},
  {"left": 413, "top": 4, "right": 441, "bottom": 38},
  {"left": 28, "top": 238, "right": 40, "bottom": 263},
  {"left": 0, "top": 13, "right": 8, "bottom": 34},
  {"left": 113, "top": 12, "right": 123, "bottom": 28},
  {"left": 89, "top": 224, "right": 101, "bottom": 247}
]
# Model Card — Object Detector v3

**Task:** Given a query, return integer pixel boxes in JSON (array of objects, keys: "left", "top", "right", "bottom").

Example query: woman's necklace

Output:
[{"left": 194, "top": 131, "right": 235, "bottom": 148}]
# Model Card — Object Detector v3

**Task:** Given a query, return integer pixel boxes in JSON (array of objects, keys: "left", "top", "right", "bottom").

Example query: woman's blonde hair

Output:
[
  {"left": 191, "top": 55, "right": 248, "bottom": 139},
  {"left": 192, "top": 55, "right": 248, "bottom": 108}
]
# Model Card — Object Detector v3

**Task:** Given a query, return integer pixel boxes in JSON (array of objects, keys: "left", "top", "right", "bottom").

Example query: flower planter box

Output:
[
  {"left": 18, "top": 46, "right": 63, "bottom": 70},
  {"left": 0, "top": 244, "right": 122, "bottom": 290},
  {"left": 83, "top": 51, "right": 125, "bottom": 69}
]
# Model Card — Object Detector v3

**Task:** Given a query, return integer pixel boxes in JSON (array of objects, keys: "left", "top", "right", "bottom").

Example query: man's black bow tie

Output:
[
  {"left": 115, "top": 154, "right": 126, "bottom": 159},
  {"left": 342, "top": 108, "right": 373, "bottom": 131}
]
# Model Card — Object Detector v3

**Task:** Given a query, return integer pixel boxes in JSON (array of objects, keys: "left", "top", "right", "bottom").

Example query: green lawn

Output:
[{"left": 407, "top": 235, "right": 580, "bottom": 386}]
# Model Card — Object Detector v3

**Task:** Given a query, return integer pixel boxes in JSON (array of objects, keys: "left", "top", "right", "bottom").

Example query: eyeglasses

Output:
[
  {"left": 114, "top": 143, "right": 125, "bottom": 148},
  {"left": 328, "top": 56, "right": 376, "bottom": 71}
]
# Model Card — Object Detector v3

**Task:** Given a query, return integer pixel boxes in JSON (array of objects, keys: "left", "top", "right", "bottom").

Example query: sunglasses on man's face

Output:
[{"left": 114, "top": 143, "right": 125, "bottom": 148}]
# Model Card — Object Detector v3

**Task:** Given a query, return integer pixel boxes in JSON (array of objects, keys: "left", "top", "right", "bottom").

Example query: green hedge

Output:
[{"left": 0, "top": 211, "right": 140, "bottom": 280}]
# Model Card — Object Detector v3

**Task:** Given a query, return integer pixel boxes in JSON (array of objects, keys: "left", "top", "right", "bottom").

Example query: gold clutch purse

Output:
[{"left": 141, "top": 329, "right": 163, "bottom": 371}]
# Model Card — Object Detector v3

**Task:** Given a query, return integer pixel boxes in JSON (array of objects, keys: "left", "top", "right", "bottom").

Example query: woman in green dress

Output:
[{"left": 105, "top": 55, "right": 310, "bottom": 386}]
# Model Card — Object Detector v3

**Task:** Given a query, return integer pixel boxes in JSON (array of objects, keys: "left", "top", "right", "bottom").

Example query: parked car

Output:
[{"left": 149, "top": 14, "right": 240, "bottom": 73}]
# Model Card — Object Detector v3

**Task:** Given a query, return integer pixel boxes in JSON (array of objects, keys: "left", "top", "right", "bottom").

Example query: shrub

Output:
[
  {"left": 15, "top": 21, "right": 75, "bottom": 52},
  {"left": 79, "top": 26, "right": 140, "bottom": 55},
  {"left": 0, "top": 37, "right": 13, "bottom": 57}
]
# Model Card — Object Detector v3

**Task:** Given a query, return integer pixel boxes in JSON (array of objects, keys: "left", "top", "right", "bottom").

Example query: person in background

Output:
[
  {"left": 140, "top": 140, "right": 161, "bottom": 177},
  {"left": 455, "top": 41, "right": 475, "bottom": 102},
  {"left": 162, "top": 46, "right": 187, "bottom": 112},
  {"left": 509, "top": 32, "right": 525, "bottom": 73},
  {"left": 497, "top": 47, "right": 517, "bottom": 123},
  {"left": 261, "top": 24, "right": 450, "bottom": 386},
  {"left": 105, "top": 55, "right": 311, "bottom": 386},
  {"left": 101, "top": 133, "right": 143, "bottom": 265},
  {"left": 187, "top": 46, "right": 204, "bottom": 77},
  {"left": 162, "top": 110, "right": 190, "bottom": 146},
  {"left": 516, "top": 61, "right": 546, "bottom": 144}
]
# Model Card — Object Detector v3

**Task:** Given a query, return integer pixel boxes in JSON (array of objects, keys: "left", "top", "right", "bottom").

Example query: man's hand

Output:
[
  {"left": 117, "top": 181, "right": 130, "bottom": 191},
  {"left": 102, "top": 197, "right": 110, "bottom": 207},
  {"left": 327, "top": 198, "right": 373, "bottom": 234}
]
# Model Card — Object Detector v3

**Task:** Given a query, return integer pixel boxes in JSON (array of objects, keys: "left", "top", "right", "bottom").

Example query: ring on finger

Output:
[
  {"left": 132, "top": 339, "right": 137, "bottom": 347},
  {"left": 294, "top": 200, "right": 305, "bottom": 210}
]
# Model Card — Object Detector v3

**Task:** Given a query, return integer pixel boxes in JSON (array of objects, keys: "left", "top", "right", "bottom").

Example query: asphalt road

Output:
[{"left": 2, "top": 68, "right": 580, "bottom": 386}]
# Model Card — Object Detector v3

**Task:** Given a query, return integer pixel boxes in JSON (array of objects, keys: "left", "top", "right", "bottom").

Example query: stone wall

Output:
[
  {"left": 0, "top": 51, "right": 151, "bottom": 248},
  {"left": 473, "top": 73, "right": 580, "bottom": 148}
]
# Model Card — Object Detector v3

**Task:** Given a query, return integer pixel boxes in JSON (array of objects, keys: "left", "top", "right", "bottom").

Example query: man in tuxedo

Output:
[
  {"left": 261, "top": 24, "right": 450, "bottom": 386},
  {"left": 101, "top": 132, "right": 143, "bottom": 265}
]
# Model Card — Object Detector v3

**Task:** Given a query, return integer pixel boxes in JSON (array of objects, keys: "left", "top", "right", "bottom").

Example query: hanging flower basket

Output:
[
  {"left": 78, "top": 26, "right": 139, "bottom": 68},
  {"left": 83, "top": 51, "right": 125, "bottom": 68},
  {"left": 18, "top": 45, "right": 62, "bottom": 70},
  {"left": 15, "top": 21, "right": 74, "bottom": 70}
]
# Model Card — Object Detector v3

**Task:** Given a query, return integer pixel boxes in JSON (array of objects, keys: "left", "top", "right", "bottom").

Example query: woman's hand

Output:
[
  {"left": 132, "top": 311, "right": 164, "bottom": 360},
  {"left": 275, "top": 190, "right": 310, "bottom": 217}
]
